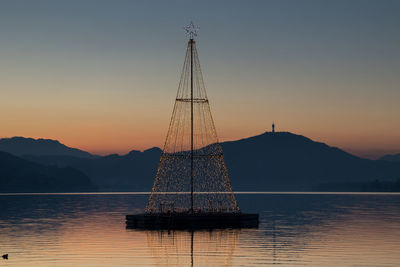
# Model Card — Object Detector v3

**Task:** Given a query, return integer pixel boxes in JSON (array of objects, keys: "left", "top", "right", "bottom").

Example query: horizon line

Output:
[{"left": 1, "top": 191, "right": 400, "bottom": 196}]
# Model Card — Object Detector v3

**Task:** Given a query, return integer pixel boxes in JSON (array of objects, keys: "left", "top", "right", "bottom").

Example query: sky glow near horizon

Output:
[{"left": 0, "top": 0, "right": 399, "bottom": 159}]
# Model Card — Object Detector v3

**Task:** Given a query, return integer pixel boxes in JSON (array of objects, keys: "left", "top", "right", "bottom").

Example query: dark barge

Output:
[{"left": 126, "top": 212, "right": 259, "bottom": 230}]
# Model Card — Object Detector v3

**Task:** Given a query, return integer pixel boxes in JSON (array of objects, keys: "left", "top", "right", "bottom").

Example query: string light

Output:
[{"left": 146, "top": 37, "right": 240, "bottom": 214}]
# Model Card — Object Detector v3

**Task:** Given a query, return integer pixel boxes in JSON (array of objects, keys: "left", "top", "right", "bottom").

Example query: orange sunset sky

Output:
[{"left": 0, "top": 1, "right": 399, "bottom": 159}]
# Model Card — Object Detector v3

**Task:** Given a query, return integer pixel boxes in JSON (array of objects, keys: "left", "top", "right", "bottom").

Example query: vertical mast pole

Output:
[{"left": 190, "top": 39, "right": 194, "bottom": 213}]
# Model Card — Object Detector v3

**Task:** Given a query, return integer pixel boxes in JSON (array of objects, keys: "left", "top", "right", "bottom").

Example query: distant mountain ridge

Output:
[
  {"left": 380, "top": 153, "right": 400, "bottom": 162},
  {"left": 22, "top": 147, "right": 162, "bottom": 191},
  {"left": 0, "top": 137, "right": 96, "bottom": 158},
  {"left": 222, "top": 132, "right": 400, "bottom": 191},
  {"left": 0, "top": 151, "right": 95, "bottom": 193},
  {"left": 5, "top": 131, "right": 399, "bottom": 192}
]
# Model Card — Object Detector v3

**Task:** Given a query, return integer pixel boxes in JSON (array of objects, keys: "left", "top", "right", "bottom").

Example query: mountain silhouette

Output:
[
  {"left": 13, "top": 131, "right": 400, "bottom": 192},
  {"left": 379, "top": 153, "right": 400, "bottom": 162},
  {"left": 0, "top": 151, "right": 95, "bottom": 193},
  {"left": 22, "top": 147, "right": 162, "bottom": 191},
  {"left": 0, "top": 137, "right": 96, "bottom": 158},
  {"left": 222, "top": 132, "right": 400, "bottom": 191}
]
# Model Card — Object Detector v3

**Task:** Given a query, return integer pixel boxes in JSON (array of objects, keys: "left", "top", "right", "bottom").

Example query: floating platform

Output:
[{"left": 126, "top": 212, "right": 259, "bottom": 230}]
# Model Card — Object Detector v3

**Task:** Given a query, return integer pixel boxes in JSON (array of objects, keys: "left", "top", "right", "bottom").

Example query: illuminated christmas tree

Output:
[{"left": 146, "top": 22, "right": 240, "bottom": 214}]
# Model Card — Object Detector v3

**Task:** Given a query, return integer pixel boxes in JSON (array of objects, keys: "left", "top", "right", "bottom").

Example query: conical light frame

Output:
[{"left": 146, "top": 39, "right": 240, "bottom": 214}]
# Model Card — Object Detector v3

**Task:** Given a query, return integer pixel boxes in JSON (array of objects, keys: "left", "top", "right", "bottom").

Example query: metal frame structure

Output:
[{"left": 145, "top": 23, "right": 240, "bottom": 214}]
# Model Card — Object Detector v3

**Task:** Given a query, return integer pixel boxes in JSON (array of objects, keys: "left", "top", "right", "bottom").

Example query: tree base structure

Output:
[{"left": 126, "top": 213, "right": 259, "bottom": 230}]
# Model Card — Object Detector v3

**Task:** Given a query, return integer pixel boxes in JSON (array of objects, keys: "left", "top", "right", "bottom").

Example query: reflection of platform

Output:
[{"left": 126, "top": 213, "right": 258, "bottom": 230}]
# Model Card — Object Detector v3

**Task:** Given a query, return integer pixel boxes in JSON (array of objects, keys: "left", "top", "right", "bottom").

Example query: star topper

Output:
[{"left": 184, "top": 21, "right": 199, "bottom": 39}]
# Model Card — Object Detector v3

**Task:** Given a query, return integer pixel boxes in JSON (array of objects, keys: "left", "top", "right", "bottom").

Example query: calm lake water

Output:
[{"left": 1, "top": 193, "right": 400, "bottom": 266}]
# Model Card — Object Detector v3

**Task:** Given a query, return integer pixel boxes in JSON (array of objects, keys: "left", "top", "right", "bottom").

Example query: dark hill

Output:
[
  {"left": 0, "top": 151, "right": 95, "bottom": 193},
  {"left": 222, "top": 132, "right": 400, "bottom": 191},
  {"left": 380, "top": 153, "right": 400, "bottom": 162},
  {"left": 23, "top": 147, "right": 162, "bottom": 191},
  {"left": 0, "top": 137, "right": 96, "bottom": 158},
  {"left": 19, "top": 132, "right": 400, "bottom": 192}
]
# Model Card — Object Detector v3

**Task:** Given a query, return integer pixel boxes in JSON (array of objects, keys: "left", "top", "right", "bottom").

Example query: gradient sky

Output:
[{"left": 0, "top": 0, "right": 399, "bottom": 158}]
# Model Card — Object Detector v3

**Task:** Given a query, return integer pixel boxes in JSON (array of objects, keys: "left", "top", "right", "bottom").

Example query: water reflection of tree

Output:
[{"left": 145, "top": 229, "right": 240, "bottom": 267}]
